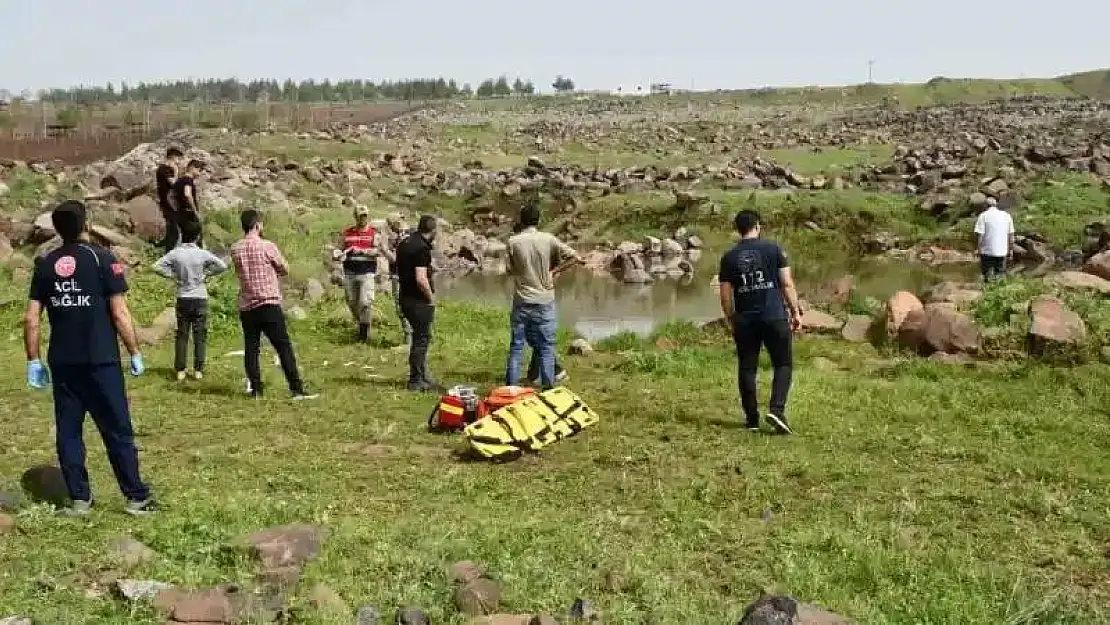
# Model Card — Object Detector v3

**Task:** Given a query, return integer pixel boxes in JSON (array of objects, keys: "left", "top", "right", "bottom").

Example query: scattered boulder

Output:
[
  {"left": 924, "top": 281, "right": 982, "bottom": 310},
  {"left": 885, "top": 291, "right": 924, "bottom": 337},
  {"left": 396, "top": 605, "right": 430, "bottom": 625},
  {"left": 1028, "top": 296, "right": 1086, "bottom": 354},
  {"left": 108, "top": 536, "right": 157, "bottom": 569},
  {"left": 897, "top": 304, "right": 980, "bottom": 355},
  {"left": 20, "top": 464, "right": 69, "bottom": 507},
  {"left": 1047, "top": 271, "right": 1110, "bottom": 294},
  {"left": 0, "top": 618, "right": 32, "bottom": 625},
  {"left": 450, "top": 560, "right": 487, "bottom": 584},
  {"left": 242, "top": 523, "right": 329, "bottom": 572},
  {"left": 113, "top": 579, "right": 173, "bottom": 601},
  {"left": 120, "top": 196, "right": 165, "bottom": 242},
  {"left": 169, "top": 587, "right": 236, "bottom": 623},
  {"left": 1081, "top": 250, "right": 1110, "bottom": 281},
  {"left": 738, "top": 594, "right": 850, "bottom": 625},
  {"left": 799, "top": 309, "right": 843, "bottom": 333},
  {"left": 454, "top": 578, "right": 502, "bottom": 616},
  {"left": 0, "top": 512, "right": 13, "bottom": 536},
  {"left": 840, "top": 315, "right": 872, "bottom": 342}
]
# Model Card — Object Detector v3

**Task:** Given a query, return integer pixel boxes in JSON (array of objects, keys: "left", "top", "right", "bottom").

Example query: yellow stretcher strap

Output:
[{"left": 462, "top": 386, "right": 600, "bottom": 462}]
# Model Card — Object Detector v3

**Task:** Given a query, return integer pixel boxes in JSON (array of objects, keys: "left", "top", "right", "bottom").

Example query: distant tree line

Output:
[{"left": 17, "top": 75, "right": 577, "bottom": 104}]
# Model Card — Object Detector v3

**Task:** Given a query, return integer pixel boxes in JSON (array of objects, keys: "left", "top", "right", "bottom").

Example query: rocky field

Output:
[{"left": 0, "top": 91, "right": 1109, "bottom": 624}]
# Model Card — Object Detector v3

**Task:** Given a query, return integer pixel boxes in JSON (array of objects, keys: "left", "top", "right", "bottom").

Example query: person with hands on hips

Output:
[{"left": 24, "top": 200, "right": 158, "bottom": 518}]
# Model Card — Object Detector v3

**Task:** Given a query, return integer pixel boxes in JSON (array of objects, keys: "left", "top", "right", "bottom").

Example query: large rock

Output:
[
  {"left": 738, "top": 595, "right": 850, "bottom": 625},
  {"left": 20, "top": 465, "right": 69, "bottom": 507},
  {"left": 1028, "top": 296, "right": 1086, "bottom": 355},
  {"left": 885, "top": 291, "right": 924, "bottom": 337},
  {"left": 121, "top": 196, "right": 165, "bottom": 242},
  {"left": 799, "top": 309, "right": 843, "bottom": 333},
  {"left": 924, "top": 281, "right": 982, "bottom": 310},
  {"left": 840, "top": 315, "right": 872, "bottom": 342},
  {"left": 1082, "top": 250, "right": 1110, "bottom": 281},
  {"left": 454, "top": 578, "right": 502, "bottom": 616},
  {"left": 1047, "top": 271, "right": 1110, "bottom": 294},
  {"left": 897, "top": 304, "right": 979, "bottom": 355},
  {"left": 242, "top": 523, "right": 329, "bottom": 571}
]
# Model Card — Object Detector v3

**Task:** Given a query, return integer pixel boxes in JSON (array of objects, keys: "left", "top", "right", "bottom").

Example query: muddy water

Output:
[{"left": 440, "top": 258, "right": 980, "bottom": 342}]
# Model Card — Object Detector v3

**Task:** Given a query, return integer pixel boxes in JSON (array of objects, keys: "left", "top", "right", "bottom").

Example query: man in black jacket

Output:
[{"left": 717, "top": 210, "right": 802, "bottom": 435}]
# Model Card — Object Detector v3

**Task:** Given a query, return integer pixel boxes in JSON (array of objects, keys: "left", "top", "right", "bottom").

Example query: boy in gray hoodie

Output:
[{"left": 153, "top": 221, "right": 228, "bottom": 380}]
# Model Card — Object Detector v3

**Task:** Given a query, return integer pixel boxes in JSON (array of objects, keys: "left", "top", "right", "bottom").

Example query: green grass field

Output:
[{"left": 0, "top": 237, "right": 1108, "bottom": 624}]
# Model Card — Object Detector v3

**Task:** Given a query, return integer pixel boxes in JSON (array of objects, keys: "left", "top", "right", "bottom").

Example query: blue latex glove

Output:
[
  {"left": 27, "top": 359, "right": 49, "bottom": 389},
  {"left": 129, "top": 354, "right": 145, "bottom": 376}
]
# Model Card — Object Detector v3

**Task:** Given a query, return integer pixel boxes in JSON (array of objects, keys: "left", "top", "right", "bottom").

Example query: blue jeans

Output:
[{"left": 505, "top": 301, "right": 558, "bottom": 387}]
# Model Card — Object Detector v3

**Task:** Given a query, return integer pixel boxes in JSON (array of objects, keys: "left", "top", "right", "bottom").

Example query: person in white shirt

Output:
[{"left": 973, "top": 197, "right": 1014, "bottom": 282}]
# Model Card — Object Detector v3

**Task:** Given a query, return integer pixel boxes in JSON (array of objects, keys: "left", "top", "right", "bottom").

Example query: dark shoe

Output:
[
  {"left": 124, "top": 498, "right": 160, "bottom": 516},
  {"left": 421, "top": 377, "right": 445, "bottom": 393},
  {"left": 745, "top": 422, "right": 761, "bottom": 432},
  {"left": 357, "top": 323, "right": 369, "bottom": 342},
  {"left": 407, "top": 380, "right": 435, "bottom": 392},
  {"left": 766, "top": 413, "right": 792, "bottom": 435}
]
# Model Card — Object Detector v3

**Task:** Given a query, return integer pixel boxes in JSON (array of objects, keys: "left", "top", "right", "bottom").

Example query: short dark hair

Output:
[
  {"left": 734, "top": 210, "right": 761, "bottom": 236},
  {"left": 186, "top": 159, "right": 205, "bottom": 171},
  {"left": 179, "top": 219, "right": 202, "bottom": 243},
  {"left": 519, "top": 201, "right": 541, "bottom": 227},
  {"left": 417, "top": 214, "right": 437, "bottom": 234},
  {"left": 166, "top": 147, "right": 184, "bottom": 159},
  {"left": 51, "top": 200, "right": 87, "bottom": 243},
  {"left": 240, "top": 209, "right": 262, "bottom": 233}
]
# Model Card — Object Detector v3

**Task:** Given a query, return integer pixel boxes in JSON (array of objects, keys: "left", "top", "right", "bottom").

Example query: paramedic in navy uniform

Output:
[{"left": 24, "top": 200, "right": 159, "bottom": 517}]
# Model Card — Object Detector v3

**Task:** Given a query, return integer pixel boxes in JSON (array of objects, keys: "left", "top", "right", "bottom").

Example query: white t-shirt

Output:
[{"left": 974, "top": 207, "right": 1014, "bottom": 257}]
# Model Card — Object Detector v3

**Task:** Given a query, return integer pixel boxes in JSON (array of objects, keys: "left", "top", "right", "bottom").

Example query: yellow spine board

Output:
[{"left": 463, "top": 386, "right": 600, "bottom": 461}]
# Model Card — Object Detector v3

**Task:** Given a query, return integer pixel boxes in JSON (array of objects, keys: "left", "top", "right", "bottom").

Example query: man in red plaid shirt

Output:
[{"left": 230, "top": 210, "right": 317, "bottom": 400}]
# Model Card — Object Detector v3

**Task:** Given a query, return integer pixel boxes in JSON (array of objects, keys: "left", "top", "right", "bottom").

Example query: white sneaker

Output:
[
  {"left": 193, "top": 371, "right": 204, "bottom": 381},
  {"left": 176, "top": 371, "right": 187, "bottom": 382},
  {"left": 58, "top": 500, "right": 92, "bottom": 518}
]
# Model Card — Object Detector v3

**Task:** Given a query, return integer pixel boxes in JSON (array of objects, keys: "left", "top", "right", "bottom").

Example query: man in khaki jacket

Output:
[{"left": 503, "top": 201, "right": 580, "bottom": 388}]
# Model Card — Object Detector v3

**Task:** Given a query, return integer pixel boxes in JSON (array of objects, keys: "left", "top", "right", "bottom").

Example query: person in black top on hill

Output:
[
  {"left": 155, "top": 147, "right": 184, "bottom": 251},
  {"left": 23, "top": 200, "right": 158, "bottom": 517},
  {"left": 717, "top": 210, "right": 802, "bottom": 435},
  {"left": 172, "top": 159, "right": 206, "bottom": 247}
]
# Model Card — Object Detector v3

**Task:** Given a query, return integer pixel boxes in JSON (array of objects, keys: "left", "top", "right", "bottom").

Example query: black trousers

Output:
[
  {"left": 527, "top": 351, "right": 564, "bottom": 382},
  {"left": 733, "top": 317, "right": 794, "bottom": 426},
  {"left": 980, "top": 254, "right": 1006, "bottom": 282},
  {"left": 158, "top": 204, "right": 178, "bottom": 251},
  {"left": 400, "top": 298, "right": 435, "bottom": 382},
  {"left": 174, "top": 298, "right": 208, "bottom": 372},
  {"left": 51, "top": 363, "right": 150, "bottom": 502},
  {"left": 240, "top": 304, "right": 305, "bottom": 395}
]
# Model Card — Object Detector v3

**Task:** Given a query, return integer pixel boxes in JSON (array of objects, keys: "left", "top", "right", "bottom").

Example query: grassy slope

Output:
[{"left": 0, "top": 258, "right": 1108, "bottom": 624}]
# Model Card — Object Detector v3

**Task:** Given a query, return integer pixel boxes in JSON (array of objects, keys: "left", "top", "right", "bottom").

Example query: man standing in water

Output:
[
  {"left": 974, "top": 197, "right": 1014, "bottom": 282},
  {"left": 24, "top": 200, "right": 158, "bottom": 516},
  {"left": 717, "top": 210, "right": 802, "bottom": 435}
]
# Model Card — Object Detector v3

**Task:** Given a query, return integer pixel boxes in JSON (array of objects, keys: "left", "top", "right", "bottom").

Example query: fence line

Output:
[{"left": 0, "top": 101, "right": 430, "bottom": 165}]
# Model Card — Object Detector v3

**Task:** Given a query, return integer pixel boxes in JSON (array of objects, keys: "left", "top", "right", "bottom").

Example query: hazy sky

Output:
[{"left": 2, "top": 0, "right": 1107, "bottom": 94}]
